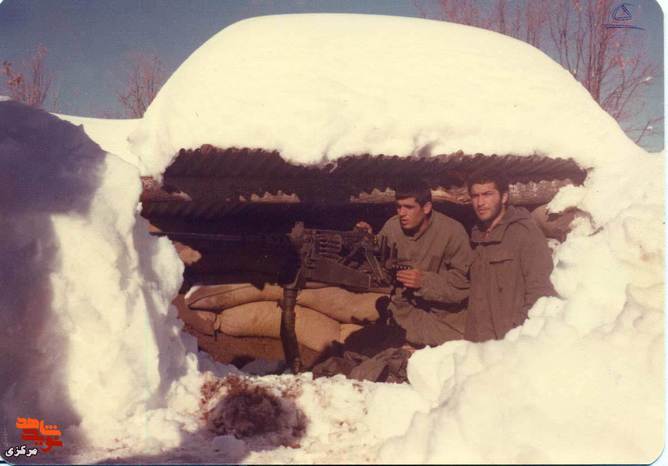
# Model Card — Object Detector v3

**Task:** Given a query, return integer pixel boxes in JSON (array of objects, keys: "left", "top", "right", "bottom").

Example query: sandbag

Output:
[
  {"left": 186, "top": 283, "right": 284, "bottom": 311},
  {"left": 297, "top": 287, "right": 382, "bottom": 323},
  {"left": 216, "top": 301, "right": 280, "bottom": 339},
  {"left": 215, "top": 302, "right": 341, "bottom": 352},
  {"left": 173, "top": 294, "right": 217, "bottom": 335},
  {"left": 187, "top": 283, "right": 384, "bottom": 324}
]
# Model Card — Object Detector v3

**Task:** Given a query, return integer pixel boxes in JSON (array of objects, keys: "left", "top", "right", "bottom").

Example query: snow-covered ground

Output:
[{"left": 1, "top": 14, "right": 663, "bottom": 464}]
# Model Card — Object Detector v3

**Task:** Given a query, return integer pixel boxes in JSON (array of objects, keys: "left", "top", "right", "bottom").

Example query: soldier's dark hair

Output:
[
  {"left": 395, "top": 179, "right": 432, "bottom": 206},
  {"left": 466, "top": 168, "right": 509, "bottom": 195}
]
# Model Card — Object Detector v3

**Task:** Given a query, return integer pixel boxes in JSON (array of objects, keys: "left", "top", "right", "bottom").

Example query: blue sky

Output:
[{"left": 0, "top": 0, "right": 663, "bottom": 150}]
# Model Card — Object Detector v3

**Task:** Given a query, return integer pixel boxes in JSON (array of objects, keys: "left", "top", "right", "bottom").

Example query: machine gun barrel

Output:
[{"left": 150, "top": 231, "right": 293, "bottom": 247}]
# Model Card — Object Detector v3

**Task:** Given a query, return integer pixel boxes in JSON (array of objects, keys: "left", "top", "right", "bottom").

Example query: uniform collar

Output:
[{"left": 471, "top": 206, "right": 521, "bottom": 244}]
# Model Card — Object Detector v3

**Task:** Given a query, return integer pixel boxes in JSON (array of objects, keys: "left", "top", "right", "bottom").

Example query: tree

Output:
[
  {"left": 117, "top": 52, "right": 165, "bottom": 118},
  {"left": 414, "top": 0, "right": 549, "bottom": 47},
  {"left": 1, "top": 44, "right": 53, "bottom": 109},
  {"left": 414, "top": 0, "right": 662, "bottom": 147}
]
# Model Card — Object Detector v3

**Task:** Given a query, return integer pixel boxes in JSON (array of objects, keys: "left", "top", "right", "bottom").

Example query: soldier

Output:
[
  {"left": 358, "top": 180, "right": 473, "bottom": 347},
  {"left": 465, "top": 168, "right": 557, "bottom": 342}
]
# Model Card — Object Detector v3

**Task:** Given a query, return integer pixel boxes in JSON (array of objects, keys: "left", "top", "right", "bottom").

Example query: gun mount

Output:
[{"left": 152, "top": 223, "right": 401, "bottom": 372}]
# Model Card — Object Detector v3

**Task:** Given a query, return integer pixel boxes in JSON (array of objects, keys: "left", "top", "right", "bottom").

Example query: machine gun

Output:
[{"left": 151, "top": 222, "right": 402, "bottom": 373}]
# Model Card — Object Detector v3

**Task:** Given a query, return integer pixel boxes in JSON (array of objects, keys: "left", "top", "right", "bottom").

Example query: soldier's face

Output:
[
  {"left": 396, "top": 197, "right": 432, "bottom": 232},
  {"left": 470, "top": 182, "right": 508, "bottom": 223}
]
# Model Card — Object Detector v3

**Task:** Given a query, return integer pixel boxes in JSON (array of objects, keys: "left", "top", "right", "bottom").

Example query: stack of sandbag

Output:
[{"left": 177, "top": 283, "right": 384, "bottom": 363}]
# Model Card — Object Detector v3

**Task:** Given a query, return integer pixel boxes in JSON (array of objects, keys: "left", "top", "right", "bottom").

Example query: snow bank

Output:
[
  {"left": 0, "top": 101, "right": 207, "bottom": 459},
  {"left": 55, "top": 114, "right": 140, "bottom": 167},
  {"left": 2, "top": 13, "right": 662, "bottom": 464}
]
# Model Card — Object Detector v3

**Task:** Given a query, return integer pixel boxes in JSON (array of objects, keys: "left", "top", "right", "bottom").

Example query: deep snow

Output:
[{"left": 0, "top": 13, "right": 663, "bottom": 464}]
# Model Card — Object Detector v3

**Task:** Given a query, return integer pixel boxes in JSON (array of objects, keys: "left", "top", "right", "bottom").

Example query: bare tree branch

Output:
[
  {"left": 414, "top": 0, "right": 662, "bottom": 149},
  {"left": 117, "top": 52, "right": 165, "bottom": 118},
  {"left": 1, "top": 44, "right": 53, "bottom": 108}
]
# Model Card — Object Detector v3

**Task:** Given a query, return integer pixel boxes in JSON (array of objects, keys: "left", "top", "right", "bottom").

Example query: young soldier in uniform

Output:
[
  {"left": 359, "top": 180, "right": 473, "bottom": 347},
  {"left": 465, "top": 169, "right": 557, "bottom": 342}
]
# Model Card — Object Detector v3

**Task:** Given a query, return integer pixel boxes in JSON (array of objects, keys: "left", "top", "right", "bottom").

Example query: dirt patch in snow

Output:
[{"left": 202, "top": 375, "right": 307, "bottom": 448}]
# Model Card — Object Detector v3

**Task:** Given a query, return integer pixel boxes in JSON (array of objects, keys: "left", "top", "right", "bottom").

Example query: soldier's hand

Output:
[
  {"left": 396, "top": 268, "right": 423, "bottom": 289},
  {"left": 355, "top": 221, "right": 373, "bottom": 234}
]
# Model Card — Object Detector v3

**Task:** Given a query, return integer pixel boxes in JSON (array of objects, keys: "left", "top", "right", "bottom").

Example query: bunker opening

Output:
[{"left": 140, "top": 145, "right": 588, "bottom": 376}]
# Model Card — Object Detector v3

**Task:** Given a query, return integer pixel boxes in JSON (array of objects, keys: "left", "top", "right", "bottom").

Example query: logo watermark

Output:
[
  {"left": 4, "top": 417, "right": 64, "bottom": 456},
  {"left": 604, "top": 2, "right": 645, "bottom": 30},
  {"left": 4, "top": 445, "right": 38, "bottom": 459}
]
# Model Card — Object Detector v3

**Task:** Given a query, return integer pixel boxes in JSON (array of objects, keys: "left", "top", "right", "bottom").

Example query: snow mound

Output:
[
  {"left": 130, "top": 16, "right": 634, "bottom": 164},
  {"left": 2, "top": 14, "right": 662, "bottom": 464},
  {"left": 0, "top": 102, "right": 206, "bottom": 458},
  {"left": 56, "top": 114, "right": 140, "bottom": 167}
]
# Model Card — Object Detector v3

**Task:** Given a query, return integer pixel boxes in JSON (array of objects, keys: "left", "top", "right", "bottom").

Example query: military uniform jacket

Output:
[
  {"left": 379, "top": 211, "right": 473, "bottom": 346},
  {"left": 464, "top": 206, "right": 557, "bottom": 342}
]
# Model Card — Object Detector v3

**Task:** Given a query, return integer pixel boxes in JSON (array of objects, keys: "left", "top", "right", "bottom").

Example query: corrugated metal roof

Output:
[
  {"left": 163, "top": 147, "right": 585, "bottom": 183},
  {"left": 141, "top": 146, "right": 587, "bottom": 220}
]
